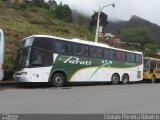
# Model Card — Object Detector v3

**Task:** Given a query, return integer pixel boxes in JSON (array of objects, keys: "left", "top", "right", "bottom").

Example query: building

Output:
[
  {"left": 10, "top": 0, "right": 25, "bottom": 3},
  {"left": 104, "top": 33, "right": 115, "bottom": 40}
]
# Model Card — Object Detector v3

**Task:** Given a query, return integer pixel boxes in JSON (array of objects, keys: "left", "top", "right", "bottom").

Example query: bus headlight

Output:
[
  {"left": 14, "top": 71, "right": 28, "bottom": 75},
  {"left": 21, "top": 72, "right": 28, "bottom": 75}
]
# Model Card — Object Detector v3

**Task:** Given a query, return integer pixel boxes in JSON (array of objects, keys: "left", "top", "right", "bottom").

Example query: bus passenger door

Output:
[
  {"left": 30, "top": 48, "right": 44, "bottom": 82},
  {"left": 155, "top": 61, "right": 160, "bottom": 79},
  {"left": 150, "top": 60, "right": 156, "bottom": 74},
  {"left": 30, "top": 48, "right": 53, "bottom": 82}
]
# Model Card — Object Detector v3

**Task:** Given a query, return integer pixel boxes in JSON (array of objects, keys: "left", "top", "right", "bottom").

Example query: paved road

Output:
[{"left": 0, "top": 82, "right": 160, "bottom": 114}]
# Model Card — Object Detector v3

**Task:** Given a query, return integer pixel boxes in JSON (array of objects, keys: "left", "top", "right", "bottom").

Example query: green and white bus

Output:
[
  {"left": 0, "top": 29, "right": 4, "bottom": 81},
  {"left": 13, "top": 35, "right": 143, "bottom": 86}
]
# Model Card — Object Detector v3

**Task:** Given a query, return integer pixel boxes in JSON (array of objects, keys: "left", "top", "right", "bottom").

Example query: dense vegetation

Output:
[
  {"left": 107, "top": 15, "right": 160, "bottom": 45},
  {"left": 120, "top": 27, "right": 158, "bottom": 57},
  {"left": 120, "top": 27, "right": 156, "bottom": 47},
  {"left": 0, "top": 0, "right": 95, "bottom": 79},
  {"left": 1, "top": 0, "right": 160, "bottom": 80}
]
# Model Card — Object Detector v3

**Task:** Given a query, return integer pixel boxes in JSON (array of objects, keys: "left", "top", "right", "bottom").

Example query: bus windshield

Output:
[
  {"left": 0, "top": 29, "right": 4, "bottom": 81},
  {"left": 16, "top": 48, "right": 30, "bottom": 68},
  {"left": 144, "top": 59, "right": 150, "bottom": 72},
  {"left": 15, "top": 37, "right": 34, "bottom": 68},
  {"left": 21, "top": 37, "right": 33, "bottom": 48}
]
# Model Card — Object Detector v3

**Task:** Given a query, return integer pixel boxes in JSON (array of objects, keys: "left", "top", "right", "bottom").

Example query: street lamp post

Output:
[{"left": 95, "top": 3, "right": 115, "bottom": 43}]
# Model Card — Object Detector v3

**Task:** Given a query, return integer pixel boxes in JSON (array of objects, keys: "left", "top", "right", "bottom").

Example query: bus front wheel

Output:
[
  {"left": 151, "top": 75, "right": 156, "bottom": 83},
  {"left": 122, "top": 74, "right": 129, "bottom": 84},
  {"left": 111, "top": 74, "right": 120, "bottom": 85},
  {"left": 51, "top": 73, "right": 65, "bottom": 87}
]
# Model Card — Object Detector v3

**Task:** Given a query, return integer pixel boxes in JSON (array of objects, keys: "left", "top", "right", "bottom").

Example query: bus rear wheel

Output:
[
  {"left": 122, "top": 74, "right": 129, "bottom": 84},
  {"left": 51, "top": 73, "right": 65, "bottom": 87},
  {"left": 111, "top": 74, "right": 120, "bottom": 85},
  {"left": 151, "top": 75, "right": 156, "bottom": 83}
]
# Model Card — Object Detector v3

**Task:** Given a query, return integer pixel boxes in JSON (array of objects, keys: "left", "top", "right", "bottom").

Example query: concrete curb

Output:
[{"left": 0, "top": 80, "right": 16, "bottom": 86}]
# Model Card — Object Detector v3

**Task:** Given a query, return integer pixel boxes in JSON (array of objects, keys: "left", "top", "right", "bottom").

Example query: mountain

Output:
[{"left": 107, "top": 15, "right": 160, "bottom": 44}]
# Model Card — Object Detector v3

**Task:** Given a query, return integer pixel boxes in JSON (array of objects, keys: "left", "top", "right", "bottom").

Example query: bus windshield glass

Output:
[
  {"left": 0, "top": 29, "right": 4, "bottom": 81},
  {"left": 21, "top": 37, "right": 33, "bottom": 48},
  {"left": 0, "top": 32, "right": 1, "bottom": 42},
  {"left": 144, "top": 59, "right": 150, "bottom": 72},
  {"left": 16, "top": 48, "right": 29, "bottom": 68}
]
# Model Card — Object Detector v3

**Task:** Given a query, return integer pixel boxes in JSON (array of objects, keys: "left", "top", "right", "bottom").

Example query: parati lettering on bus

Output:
[{"left": 58, "top": 56, "right": 91, "bottom": 66}]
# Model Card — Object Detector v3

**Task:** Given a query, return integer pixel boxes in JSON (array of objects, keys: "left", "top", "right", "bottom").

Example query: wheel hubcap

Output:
[
  {"left": 124, "top": 77, "right": 128, "bottom": 83},
  {"left": 55, "top": 77, "right": 62, "bottom": 84},
  {"left": 152, "top": 77, "right": 155, "bottom": 82},
  {"left": 113, "top": 77, "right": 118, "bottom": 82}
]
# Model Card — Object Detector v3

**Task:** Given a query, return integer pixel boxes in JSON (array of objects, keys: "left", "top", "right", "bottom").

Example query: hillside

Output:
[
  {"left": 0, "top": 1, "right": 95, "bottom": 66},
  {"left": 107, "top": 15, "right": 160, "bottom": 44}
]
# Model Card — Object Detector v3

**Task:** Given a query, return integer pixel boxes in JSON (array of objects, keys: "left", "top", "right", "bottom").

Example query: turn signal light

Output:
[{"left": 1, "top": 64, "right": 4, "bottom": 70}]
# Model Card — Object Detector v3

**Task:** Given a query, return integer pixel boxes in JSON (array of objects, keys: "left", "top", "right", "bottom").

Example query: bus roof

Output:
[
  {"left": 23, "top": 34, "right": 142, "bottom": 55},
  {"left": 144, "top": 57, "right": 160, "bottom": 61}
]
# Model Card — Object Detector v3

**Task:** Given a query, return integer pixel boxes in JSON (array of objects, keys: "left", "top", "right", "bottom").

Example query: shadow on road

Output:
[
  {"left": 0, "top": 82, "right": 52, "bottom": 90},
  {"left": 0, "top": 80, "right": 160, "bottom": 90}
]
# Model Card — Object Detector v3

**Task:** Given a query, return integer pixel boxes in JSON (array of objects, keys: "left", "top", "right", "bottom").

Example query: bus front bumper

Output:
[{"left": 13, "top": 71, "right": 31, "bottom": 82}]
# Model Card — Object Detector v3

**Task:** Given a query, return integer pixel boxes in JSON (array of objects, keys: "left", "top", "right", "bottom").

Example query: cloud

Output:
[{"left": 56, "top": 0, "right": 160, "bottom": 25}]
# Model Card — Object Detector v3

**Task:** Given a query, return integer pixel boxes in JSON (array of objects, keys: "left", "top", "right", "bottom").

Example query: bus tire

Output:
[
  {"left": 51, "top": 73, "right": 65, "bottom": 87},
  {"left": 111, "top": 74, "right": 120, "bottom": 85},
  {"left": 122, "top": 74, "right": 129, "bottom": 84},
  {"left": 151, "top": 75, "right": 156, "bottom": 83}
]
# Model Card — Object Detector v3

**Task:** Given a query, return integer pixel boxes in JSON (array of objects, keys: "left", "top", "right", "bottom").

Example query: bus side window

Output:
[
  {"left": 90, "top": 47, "right": 97, "bottom": 58},
  {"left": 31, "top": 49, "right": 53, "bottom": 67},
  {"left": 54, "top": 40, "right": 62, "bottom": 53},
  {"left": 127, "top": 53, "right": 135, "bottom": 62},
  {"left": 109, "top": 50, "right": 116, "bottom": 60},
  {"left": 104, "top": 49, "right": 109, "bottom": 59},
  {"left": 144, "top": 59, "right": 150, "bottom": 72},
  {"left": 136, "top": 54, "right": 142, "bottom": 63},
  {"left": 131, "top": 54, "right": 135, "bottom": 62},
  {"left": 116, "top": 51, "right": 126, "bottom": 61},
  {"left": 84, "top": 45, "right": 89, "bottom": 57},
  {"left": 44, "top": 51, "right": 53, "bottom": 66},
  {"left": 62, "top": 42, "right": 72, "bottom": 54},
  {"left": 31, "top": 49, "right": 44, "bottom": 67},
  {"left": 150, "top": 61, "right": 156, "bottom": 73},
  {"left": 157, "top": 61, "right": 160, "bottom": 70},
  {"left": 97, "top": 48, "right": 103, "bottom": 59},
  {"left": 73, "top": 44, "right": 84, "bottom": 56}
]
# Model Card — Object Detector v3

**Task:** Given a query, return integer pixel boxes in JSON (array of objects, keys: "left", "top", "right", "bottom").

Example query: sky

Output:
[{"left": 55, "top": 0, "right": 160, "bottom": 26}]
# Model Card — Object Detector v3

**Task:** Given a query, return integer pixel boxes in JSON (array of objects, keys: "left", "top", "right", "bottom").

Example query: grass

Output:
[
  {"left": 0, "top": 0, "right": 95, "bottom": 68},
  {"left": 0, "top": 0, "right": 96, "bottom": 80}
]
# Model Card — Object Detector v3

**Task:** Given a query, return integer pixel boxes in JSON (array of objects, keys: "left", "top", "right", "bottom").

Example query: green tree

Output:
[
  {"left": 33, "top": 0, "right": 45, "bottom": 7},
  {"left": 144, "top": 44, "right": 157, "bottom": 54},
  {"left": 54, "top": 2, "right": 72, "bottom": 22},
  {"left": 120, "top": 27, "right": 154, "bottom": 48},
  {"left": 90, "top": 12, "right": 108, "bottom": 32}
]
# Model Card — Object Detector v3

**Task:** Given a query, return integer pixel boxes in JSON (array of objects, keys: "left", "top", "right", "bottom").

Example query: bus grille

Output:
[{"left": 137, "top": 71, "right": 141, "bottom": 78}]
